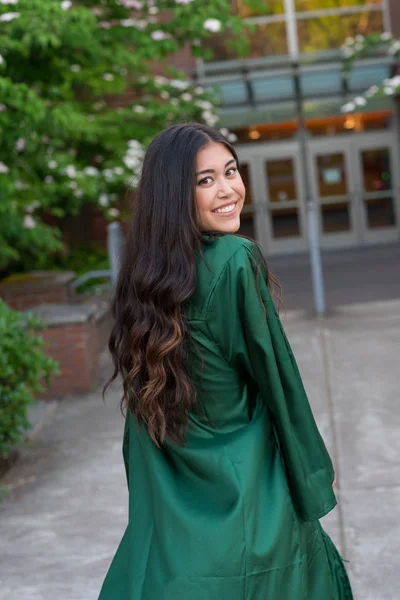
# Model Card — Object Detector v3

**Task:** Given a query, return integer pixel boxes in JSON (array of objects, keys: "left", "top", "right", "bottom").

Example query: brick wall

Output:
[
  {"left": 0, "top": 272, "right": 76, "bottom": 312},
  {"left": 38, "top": 305, "right": 112, "bottom": 398}
]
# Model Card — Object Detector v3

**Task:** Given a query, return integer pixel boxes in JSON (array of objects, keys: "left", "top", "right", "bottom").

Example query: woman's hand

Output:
[{"left": 332, "top": 479, "right": 337, "bottom": 488}]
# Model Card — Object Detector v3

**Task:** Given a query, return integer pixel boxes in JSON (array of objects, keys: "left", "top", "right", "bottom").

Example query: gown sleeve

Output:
[{"left": 206, "top": 242, "right": 337, "bottom": 521}]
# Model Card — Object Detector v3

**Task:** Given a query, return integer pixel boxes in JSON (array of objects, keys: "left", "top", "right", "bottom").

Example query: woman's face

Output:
[{"left": 195, "top": 142, "right": 245, "bottom": 233}]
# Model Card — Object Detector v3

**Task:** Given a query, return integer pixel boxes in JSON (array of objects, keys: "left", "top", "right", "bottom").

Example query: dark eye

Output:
[
  {"left": 226, "top": 167, "right": 237, "bottom": 176},
  {"left": 198, "top": 176, "right": 213, "bottom": 185}
]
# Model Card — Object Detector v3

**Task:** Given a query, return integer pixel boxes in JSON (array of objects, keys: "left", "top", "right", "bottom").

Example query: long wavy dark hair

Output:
[{"left": 104, "top": 122, "right": 280, "bottom": 447}]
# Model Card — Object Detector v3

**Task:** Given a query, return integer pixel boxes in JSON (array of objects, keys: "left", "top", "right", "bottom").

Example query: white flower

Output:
[
  {"left": 0, "top": 104, "right": 7, "bottom": 111},
  {"left": 181, "top": 93, "right": 192, "bottom": 102},
  {"left": 74, "top": 189, "right": 83, "bottom": 198},
  {"left": 71, "top": 64, "right": 81, "bottom": 72},
  {"left": 194, "top": 86, "right": 204, "bottom": 94},
  {"left": 228, "top": 133, "right": 238, "bottom": 143},
  {"left": 99, "top": 193, "right": 109, "bottom": 207},
  {"left": 84, "top": 166, "right": 99, "bottom": 176},
  {"left": 154, "top": 75, "right": 168, "bottom": 86},
  {"left": 342, "top": 47, "right": 354, "bottom": 58},
  {"left": 219, "top": 128, "right": 229, "bottom": 136},
  {"left": 365, "top": 85, "right": 378, "bottom": 98},
  {"left": 65, "top": 164, "right": 77, "bottom": 178},
  {"left": 48, "top": 160, "right": 57, "bottom": 169},
  {"left": 203, "top": 18, "right": 221, "bottom": 33},
  {"left": 388, "top": 75, "right": 400, "bottom": 87},
  {"left": 133, "top": 105, "right": 145, "bottom": 113},
  {"left": 381, "top": 32, "right": 392, "bottom": 41},
  {"left": 69, "top": 180, "right": 78, "bottom": 189},
  {"left": 160, "top": 91, "right": 170, "bottom": 100},
  {"left": 117, "top": 0, "right": 143, "bottom": 8},
  {"left": 149, "top": 6, "right": 159, "bottom": 15},
  {"left": 25, "top": 201, "right": 40, "bottom": 212},
  {"left": 0, "top": 0, "right": 19, "bottom": 4},
  {"left": 103, "top": 168, "right": 114, "bottom": 180},
  {"left": 121, "top": 19, "right": 137, "bottom": 27},
  {"left": 15, "top": 138, "right": 25, "bottom": 151},
  {"left": 128, "top": 139, "right": 142, "bottom": 149},
  {"left": 345, "top": 37, "right": 354, "bottom": 45},
  {"left": 170, "top": 79, "right": 189, "bottom": 90},
  {"left": 108, "top": 208, "right": 120, "bottom": 218},
  {"left": 341, "top": 101, "right": 355, "bottom": 113},
  {"left": 0, "top": 161, "right": 9, "bottom": 173},
  {"left": 103, "top": 73, "right": 114, "bottom": 81},
  {"left": 15, "top": 180, "right": 27, "bottom": 189},
  {"left": 113, "top": 167, "right": 124, "bottom": 175},
  {"left": 354, "top": 96, "right": 367, "bottom": 106},
  {"left": 0, "top": 55, "right": 3, "bottom": 65},
  {"left": 23, "top": 215, "right": 36, "bottom": 229},
  {"left": 151, "top": 30, "right": 169, "bottom": 41},
  {"left": 389, "top": 40, "right": 400, "bottom": 55},
  {"left": 61, "top": 0, "right": 72, "bottom": 10},
  {"left": 355, "top": 35, "right": 364, "bottom": 43},
  {"left": 175, "top": 0, "right": 194, "bottom": 3},
  {"left": 0, "top": 11, "right": 20, "bottom": 22},
  {"left": 384, "top": 86, "right": 395, "bottom": 95},
  {"left": 196, "top": 99, "right": 213, "bottom": 110},
  {"left": 44, "top": 176, "right": 54, "bottom": 183},
  {"left": 123, "top": 156, "right": 140, "bottom": 170}
]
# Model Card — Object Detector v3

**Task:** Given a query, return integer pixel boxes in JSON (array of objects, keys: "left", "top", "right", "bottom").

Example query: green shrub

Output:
[{"left": 0, "top": 300, "right": 59, "bottom": 458}]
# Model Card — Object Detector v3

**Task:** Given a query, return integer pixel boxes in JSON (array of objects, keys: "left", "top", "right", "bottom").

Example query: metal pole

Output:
[
  {"left": 293, "top": 65, "right": 326, "bottom": 316},
  {"left": 107, "top": 222, "right": 123, "bottom": 285}
]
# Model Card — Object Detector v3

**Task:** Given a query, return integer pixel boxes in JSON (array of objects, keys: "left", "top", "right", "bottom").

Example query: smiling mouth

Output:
[{"left": 212, "top": 201, "right": 238, "bottom": 215}]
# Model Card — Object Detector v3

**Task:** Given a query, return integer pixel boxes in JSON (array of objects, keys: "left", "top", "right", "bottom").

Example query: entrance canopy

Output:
[{"left": 195, "top": 50, "right": 396, "bottom": 128}]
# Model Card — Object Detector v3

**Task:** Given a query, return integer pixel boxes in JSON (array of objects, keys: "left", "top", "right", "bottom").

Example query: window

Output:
[
  {"left": 297, "top": 9, "right": 384, "bottom": 53},
  {"left": 295, "top": 0, "right": 382, "bottom": 11}
]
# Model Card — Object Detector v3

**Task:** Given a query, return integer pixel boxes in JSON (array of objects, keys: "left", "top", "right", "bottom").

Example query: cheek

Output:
[
  {"left": 195, "top": 188, "right": 213, "bottom": 213},
  {"left": 236, "top": 177, "right": 246, "bottom": 199}
]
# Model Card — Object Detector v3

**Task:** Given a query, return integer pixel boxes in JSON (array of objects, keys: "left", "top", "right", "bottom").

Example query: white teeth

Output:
[{"left": 214, "top": 203, "right": 236, "bottom": 214}]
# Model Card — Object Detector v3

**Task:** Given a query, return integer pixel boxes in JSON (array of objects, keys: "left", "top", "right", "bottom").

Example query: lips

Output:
[{"left": 212, "top": 200, "right": 238, "bottom": 213}]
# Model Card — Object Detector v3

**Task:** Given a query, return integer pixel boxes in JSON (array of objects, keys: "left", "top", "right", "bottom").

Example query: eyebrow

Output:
[{"left": 196, "top": 158, "right": 237, "bottom": 176}]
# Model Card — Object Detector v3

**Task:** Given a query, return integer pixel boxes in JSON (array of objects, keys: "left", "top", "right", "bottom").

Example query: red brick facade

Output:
[
  {"left": 38, "top": 304, "right": 112, "bottom": 398},
  {"left": 0, "top": 272, "right": 76, "bottom": 312}
]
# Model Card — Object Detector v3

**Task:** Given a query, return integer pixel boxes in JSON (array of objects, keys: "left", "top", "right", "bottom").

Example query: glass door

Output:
[
  {"left": 353, "top": 139, "right": 399, "bottom": 244},
  {"left": 263, "top": 154, "right": 307, "bottom": 252},
  {"left": 309, "top": 144, "right": 359, "bottom": 248},
  {"left": 236, "top": 145, "right": 307, "bottom": 253}
]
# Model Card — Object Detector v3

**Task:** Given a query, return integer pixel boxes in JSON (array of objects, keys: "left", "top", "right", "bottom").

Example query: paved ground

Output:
[
  {"left": 1, "top": 244, "right": 399, "bottom": 599},
  {"left": 269, "top": 242, "right": 400, "bottom": 312}
]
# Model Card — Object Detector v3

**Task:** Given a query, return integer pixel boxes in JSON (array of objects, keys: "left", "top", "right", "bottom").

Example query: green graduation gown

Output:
[{"left": 98, "top": 234, "right": 353, "bottom": 600}]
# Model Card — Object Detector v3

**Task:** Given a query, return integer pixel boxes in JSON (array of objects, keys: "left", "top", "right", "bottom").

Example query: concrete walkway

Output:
[{"left": 1, "top": 298, "right": 399, "bottom": 599}]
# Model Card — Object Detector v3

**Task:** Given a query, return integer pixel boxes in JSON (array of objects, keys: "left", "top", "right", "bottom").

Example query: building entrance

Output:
[{"left": 237, "top": 132, "right": 400, "bottom": 255}]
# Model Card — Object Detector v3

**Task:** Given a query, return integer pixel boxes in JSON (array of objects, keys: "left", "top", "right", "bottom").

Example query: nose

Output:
[{"left": 217, "top": 178, "right": 234, "bottom": 198}]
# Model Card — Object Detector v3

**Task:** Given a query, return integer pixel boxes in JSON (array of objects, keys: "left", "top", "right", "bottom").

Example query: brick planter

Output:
[
  {"left": 27, "top": 301, "right": 112, "bottom": 398},
  {"left": 0, "top": 271, "right": 76, "bottom": 312}
]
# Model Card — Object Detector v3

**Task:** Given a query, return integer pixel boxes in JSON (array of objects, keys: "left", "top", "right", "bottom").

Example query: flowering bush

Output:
[
  {"left": 341, "top": 32, "right": 400, "bottom": 113},
  {"left": 0, "top": 0, "right": 248, "bottom": 274},
  {"left": 0, "top": 299, "right": 59, "bottom": 458}
]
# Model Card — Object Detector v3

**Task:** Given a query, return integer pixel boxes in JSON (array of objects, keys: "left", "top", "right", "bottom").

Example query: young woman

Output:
[{"left": 98, "top": 122, "right": 353, "bottom": 599}]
